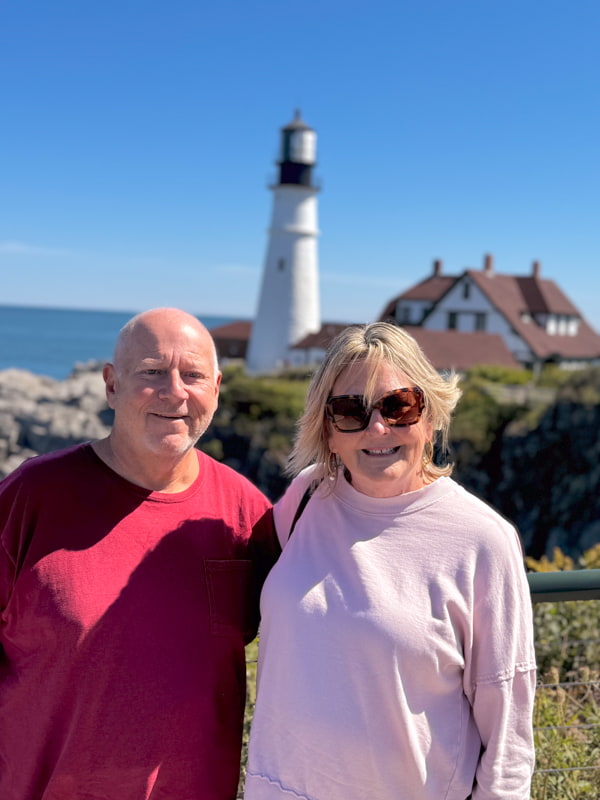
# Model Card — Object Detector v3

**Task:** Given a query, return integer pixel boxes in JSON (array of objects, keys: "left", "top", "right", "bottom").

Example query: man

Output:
[{"left": 0, "top": 308, "right": 280, "bottom": 800}]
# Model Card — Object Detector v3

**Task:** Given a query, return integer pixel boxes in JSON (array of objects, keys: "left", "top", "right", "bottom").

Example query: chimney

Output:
[
  {"left": 433, "top": 259, "right": 442, "bottom": 276},
  {"left": 483, "top": 253, "right": 494, "bottom": 275},
  {"left": 532, "top": 260, "right": 541, "bottom": 278}
]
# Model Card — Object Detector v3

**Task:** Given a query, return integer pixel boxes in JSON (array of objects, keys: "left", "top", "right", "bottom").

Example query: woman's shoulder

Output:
[
  {"left": 447, "top": 479, "right": 515, "bottom": 526},
  {"left": 273, "top": 465, "right": 325, "bottom": 545},
  {"left": 442, "top": 478, "right": 525, "bottom": 557}
]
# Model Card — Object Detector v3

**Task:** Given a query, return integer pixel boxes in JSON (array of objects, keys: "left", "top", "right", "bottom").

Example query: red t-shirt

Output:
[{"left": 0, "top": 443, "right": 278, "bottom": 800}]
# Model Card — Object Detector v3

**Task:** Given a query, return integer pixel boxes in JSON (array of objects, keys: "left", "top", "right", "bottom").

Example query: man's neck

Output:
[{"left": 92, "top": 437, "right": 200, "bottom": 493}]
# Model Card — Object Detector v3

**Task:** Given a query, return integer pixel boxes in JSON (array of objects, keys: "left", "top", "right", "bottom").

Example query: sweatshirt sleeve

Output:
[
  {"left": 464, "top": 518, "right": 537, "bottom": 799},
  {"left": 471, "top": 669, "right": 537, "bottom": 799}
]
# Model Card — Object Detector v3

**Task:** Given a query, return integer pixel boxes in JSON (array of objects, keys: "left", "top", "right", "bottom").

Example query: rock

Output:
[{"left": 0, "top": 366, "right": 110, "bottom": 474}]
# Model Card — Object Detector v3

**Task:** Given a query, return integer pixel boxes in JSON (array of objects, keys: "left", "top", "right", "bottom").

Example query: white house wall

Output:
[
  {"left": 393, "top": 299, "right": 432, "bottom": 324},
  {"left": 423, "top": 278, "right": 535, "bottom": 365}
]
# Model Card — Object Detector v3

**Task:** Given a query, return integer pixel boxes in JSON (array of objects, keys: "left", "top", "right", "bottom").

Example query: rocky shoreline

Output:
[{"left": 0, "top": 362, "right": 113, "bottom": 479}]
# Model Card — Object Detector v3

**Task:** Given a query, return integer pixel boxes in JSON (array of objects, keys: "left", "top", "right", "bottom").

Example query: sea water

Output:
[{"left": 0, "top": 305, "right": 240, "bottom": 380}]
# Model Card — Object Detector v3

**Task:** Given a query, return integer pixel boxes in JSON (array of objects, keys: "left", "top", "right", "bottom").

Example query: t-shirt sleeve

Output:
[
  {"left": 247, "top": 506, "right": 280, "bottom": 634},
  {"left": 0, "top": 471, "right": 24, "bottom": 613}
]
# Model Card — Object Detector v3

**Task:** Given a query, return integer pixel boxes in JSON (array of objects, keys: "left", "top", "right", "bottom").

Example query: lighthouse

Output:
[{"left": 246, "top": 110, "right": 321, "bottom": 374}]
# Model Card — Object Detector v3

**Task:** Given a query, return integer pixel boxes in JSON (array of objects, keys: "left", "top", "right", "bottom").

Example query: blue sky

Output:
[{"left": 2, "top": 0, "right": 599, "bottom": 330}]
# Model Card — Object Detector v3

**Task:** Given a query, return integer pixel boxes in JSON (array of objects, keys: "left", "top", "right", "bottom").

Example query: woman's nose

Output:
[{"left": 367, "top": 408, "right": 390, "bottom": 432}]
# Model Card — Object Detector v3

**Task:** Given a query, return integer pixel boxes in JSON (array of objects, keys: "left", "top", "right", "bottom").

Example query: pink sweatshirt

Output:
[{"left": 245, "top": 470, "right": 536, "bottom": 800}]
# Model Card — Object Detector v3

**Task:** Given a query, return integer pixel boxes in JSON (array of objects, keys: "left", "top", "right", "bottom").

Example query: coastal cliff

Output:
[{"left": 0, "top": 363, "right": 598, "bottom": 560}]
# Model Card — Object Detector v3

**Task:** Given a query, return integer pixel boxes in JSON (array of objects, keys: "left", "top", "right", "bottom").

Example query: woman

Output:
[{"left": 245, "top": 322, "right": 536, "bottom": 800}]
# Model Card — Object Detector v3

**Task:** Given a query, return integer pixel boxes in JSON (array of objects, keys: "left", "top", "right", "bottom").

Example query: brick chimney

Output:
[
  {"left": 532, "top": 260, "right": 541, "bottom": 278},
  {"left": 483, "top": 253, "right": 494, "bottom": 275},
  {"left": 433, "top": 259, "right": 442, "bottom": 276}
]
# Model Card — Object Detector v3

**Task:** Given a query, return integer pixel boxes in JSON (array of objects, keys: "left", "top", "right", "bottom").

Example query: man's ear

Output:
[{"left": 103, "top": 363, "right": 118, "bottom": 409}]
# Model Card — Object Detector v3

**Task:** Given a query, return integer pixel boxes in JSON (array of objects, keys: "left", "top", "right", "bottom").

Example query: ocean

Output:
[{"left": 0, "top": 305, "right": 241, "bottom": 380}]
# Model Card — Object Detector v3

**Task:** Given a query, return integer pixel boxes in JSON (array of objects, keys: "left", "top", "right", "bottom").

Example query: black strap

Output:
[{"left": 288, "top": 479, "right": 321, "bottom": 539}]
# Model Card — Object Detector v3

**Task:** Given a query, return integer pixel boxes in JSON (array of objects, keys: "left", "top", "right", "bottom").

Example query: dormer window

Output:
[{"left": 399, "top": 306, "right": 411, "bottom": 324}]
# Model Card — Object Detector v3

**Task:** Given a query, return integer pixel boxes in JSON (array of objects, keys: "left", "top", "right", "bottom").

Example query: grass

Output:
[
  {"left": 532, "top": 602, "right": 600, "bottom": 799},
  {"left": 237, "top": 639, "right": 258, "bottom": 799}
]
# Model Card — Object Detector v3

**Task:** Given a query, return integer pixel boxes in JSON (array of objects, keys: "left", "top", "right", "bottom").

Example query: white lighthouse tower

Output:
[{"left": 246, "top": 110, "right": 321, "bottom": 374}]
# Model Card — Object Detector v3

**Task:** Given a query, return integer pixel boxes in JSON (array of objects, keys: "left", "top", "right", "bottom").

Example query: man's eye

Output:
[{"left": 144, "top": 369, "right": 161, "bottom": 375}]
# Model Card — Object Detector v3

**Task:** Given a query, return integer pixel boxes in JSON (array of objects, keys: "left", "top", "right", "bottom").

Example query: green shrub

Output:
[
  {"left": 465, "top": 364, "right": 533, "bottom": 384},
  {"left": 530, "top": 546, "right": 600, "bottom": 799}
]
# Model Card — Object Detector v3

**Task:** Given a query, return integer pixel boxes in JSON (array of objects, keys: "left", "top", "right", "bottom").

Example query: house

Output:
[
  {"left": 212, "top": 320, "right": 351, "bottom": 368},
  {"left": 289, "top": 323, "right": 519, "bottom": 373},
  {"left": 287, "top": 323, "right": 351, "bottom": 367},
  {"left": 210, "top": 320, "right": 252, "bottom": 361},
  {"left": 380, "top": 254, "right": 600, "bottom": 371}
]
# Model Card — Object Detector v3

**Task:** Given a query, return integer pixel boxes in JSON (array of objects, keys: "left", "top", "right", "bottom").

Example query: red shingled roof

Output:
[
  {"left": 404, "top": 327, "right": 519, "bottom": 371},
  {"left": 209, "top": 320, "right": 252, "bottom": 339},
  {"left": 465, "top": 271, "right": 600, "bottom": 360},
  {"left": 378, "top": 275, "right": 457, "bottom": 319},
  {"left": 292, "top": 323, "right": 351, "bottom": 349},
  {"left": 292, "top": 323, "right": 519, "bottom": 371}
]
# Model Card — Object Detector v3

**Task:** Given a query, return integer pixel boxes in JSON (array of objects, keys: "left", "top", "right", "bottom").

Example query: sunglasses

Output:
[{"left": 325, "top": 387, "right": 425, "bottom": 433}]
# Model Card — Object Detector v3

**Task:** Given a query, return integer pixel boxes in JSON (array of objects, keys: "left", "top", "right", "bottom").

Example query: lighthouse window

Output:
[{"left": 278, "top": 258, "right": 285, "bottom": 271}]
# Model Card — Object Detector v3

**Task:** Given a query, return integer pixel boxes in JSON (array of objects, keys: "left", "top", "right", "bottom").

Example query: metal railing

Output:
[
  {"left": 528, "top": 569, "right": 600, "bottom": 799},
  {"left": 528, "top": 568, "right": 600, "bottom": 602}
]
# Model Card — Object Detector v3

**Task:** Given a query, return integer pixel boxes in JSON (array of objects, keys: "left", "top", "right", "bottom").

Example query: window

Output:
[
  {"left": 399, "top": 306, "right": 411, "bottom": 324},
  {"left": 447, "top": 312, "right": 458, "bottom": 330},
  {"left": 462, "top": 282, "right": 471, "bottom": 300},
  {"left": 277, "top": 258, "right": 285, "bottom": 271},
  {"left": 475, "top": 313, "right": 486, "bottom": 331}
]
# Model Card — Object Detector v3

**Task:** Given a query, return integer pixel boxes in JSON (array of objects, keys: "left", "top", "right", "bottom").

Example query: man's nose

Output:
[{"left": 159, "top": 371, "right": 188, "bottom": 399}]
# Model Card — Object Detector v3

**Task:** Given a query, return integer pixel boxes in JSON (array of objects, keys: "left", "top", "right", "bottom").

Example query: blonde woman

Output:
[{"left": 245, "top": 322, "right": 536, "bottom": 800}]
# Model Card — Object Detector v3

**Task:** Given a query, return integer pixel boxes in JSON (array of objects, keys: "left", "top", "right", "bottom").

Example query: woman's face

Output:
[{"left": 327, "top": 360, "right": 433, "bottom": 498}]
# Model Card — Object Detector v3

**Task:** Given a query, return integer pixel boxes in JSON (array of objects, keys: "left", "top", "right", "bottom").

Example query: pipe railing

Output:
[
  {"left": 527, "top": 568, "right": 600, "bottom": 603},
  {"left": 528, "top": 568, "right": 600, "bottom": 798}
]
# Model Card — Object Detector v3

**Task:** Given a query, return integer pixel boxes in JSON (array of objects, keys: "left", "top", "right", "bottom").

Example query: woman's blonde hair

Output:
[{"left": 287, "top": 322, "right": 462, "bottom": 483}]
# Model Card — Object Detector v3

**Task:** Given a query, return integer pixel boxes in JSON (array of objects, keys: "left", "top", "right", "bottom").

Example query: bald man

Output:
[{"left": 0, "top": 308, "right": 280, "bottom": 800}]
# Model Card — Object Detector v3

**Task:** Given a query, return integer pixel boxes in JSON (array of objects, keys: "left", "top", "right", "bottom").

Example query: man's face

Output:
[{"left": 104, "top": 312, "right": 221, "bottom": 460}]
